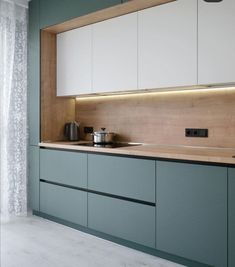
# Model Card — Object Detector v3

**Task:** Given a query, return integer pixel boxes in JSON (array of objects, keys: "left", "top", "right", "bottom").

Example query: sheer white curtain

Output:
[{"left": 0, "top": 0, "right": 28, "bottom": 220}]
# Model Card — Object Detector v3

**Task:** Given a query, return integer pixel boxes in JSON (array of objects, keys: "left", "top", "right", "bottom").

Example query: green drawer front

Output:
[
  {"left": 88, "top": 193, "right": 155, "bottom": 248},
  {"left": 40, "top": 182, "right": 87, "bottom": 227},
  {"left": 40, "top": 149, "right": 87, "bottom": 188},
  {"left": 88, "top": 154, "right": 155, "bottom": 202},
  {"left": 228, "top": 168, "right": 235, "bottom": 267}
]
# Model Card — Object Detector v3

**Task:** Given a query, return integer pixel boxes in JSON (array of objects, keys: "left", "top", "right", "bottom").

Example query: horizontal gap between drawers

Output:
[{"left": 40, "top": 179, "right": 156, "bottom": 207}]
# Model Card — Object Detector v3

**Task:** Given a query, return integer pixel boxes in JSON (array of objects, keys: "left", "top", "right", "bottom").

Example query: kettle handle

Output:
[{"left": 64, "top": 123, "right": 69, "bottom": 138}]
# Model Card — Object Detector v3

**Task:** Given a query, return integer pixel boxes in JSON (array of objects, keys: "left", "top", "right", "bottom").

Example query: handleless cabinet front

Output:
[
  {"left": 29, "top": 146, "right": 39, "bottom": 211},
  {"left": 93, "top": 12, "right": 137, "bottom": 93},
  {"left": 40, "top": 149, "right": 87, "bottom": 188},
  {"left": 156, "top": 161, "right": 227, "bottom": 267},
  {"left": 88, "top": 154, "right": 155, "bottom": 203},
  {"left": 57, "top": 25, "right": 92, "bottom": 96},
  {"left": 198, "top": 0, "right": 235, "bottom": 84},
  {"left": 138, "top": 0, "right": 197, "bottom": 90},
  {"left": 88, "top": 193, "right": 155, "bottom": 248},
  {"left": 40, "top": 182, "right": 87, "bottom": 227},
  {"left": 228, "top": 168, "right": 235, "bottom": 267}
]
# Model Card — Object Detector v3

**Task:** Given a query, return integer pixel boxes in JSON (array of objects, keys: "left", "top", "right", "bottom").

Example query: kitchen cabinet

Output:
[
  {"left": 39, "top": 0, "right": 121, "bottom": 29},
  {"left": 88, "top": 193, "right": 155, "bottom": 248},
  {"left": 36, "top": 147, "right": 232, "bottom": 266},
  {"left": 92, "top": 12, "right": 138, "bottom": 93},
  {"left": 198, "top": 0, "right": 235, "bottom": 84},
  {"left": 29, "top": 146, "right": 39, "bottom": 211},
  {"left": 28, "top": 0, "right": 40, "bottom": 145},
  {"left": 228, "top": 168, "right": 235, "bottom": 267},
  {"left": 138, "top": 0, "right": 197, "bottom": 90},
  {"left": 40, "top": 182, "right": 87, "bottom": 227},
  {"left": 88, "top": 154, "right": 155, "bottom": 202},
  {"left": 156, "top": 161, "right": 227, "bottom": 267},
  {"left": 40, "top": 149, "right": 87, "bottom": 188},
  {"left": 57, "top": 25, "right": 92, "bottom": 96}
]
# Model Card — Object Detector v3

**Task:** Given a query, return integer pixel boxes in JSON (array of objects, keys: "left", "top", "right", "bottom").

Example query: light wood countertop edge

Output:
[{"left": 39, "top": 142, "right": 235, "bottom": 165}]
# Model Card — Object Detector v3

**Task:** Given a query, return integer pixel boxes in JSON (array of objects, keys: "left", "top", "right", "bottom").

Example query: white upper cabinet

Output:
[
  {"left": 92, "top": 13, "right": 138, "bottom": 93},
  {"left": 57, "top": 25, "right": 92, "bottom": 96},
  {"left": 198, "top": 0, "right": 235, "bottom": 85},
  {"left": 138, "top": 0, "right": 197, "bottom": 90}
]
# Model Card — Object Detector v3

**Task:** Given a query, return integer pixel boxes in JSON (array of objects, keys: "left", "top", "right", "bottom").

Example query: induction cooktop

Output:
[{"left": 73, "top": 142, "right": 142, "bottom": 148}]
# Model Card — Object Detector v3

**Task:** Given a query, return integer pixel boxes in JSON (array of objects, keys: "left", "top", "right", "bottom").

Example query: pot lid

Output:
[{"left": 94, "top": 128, "right": 115, "bottom": 134}]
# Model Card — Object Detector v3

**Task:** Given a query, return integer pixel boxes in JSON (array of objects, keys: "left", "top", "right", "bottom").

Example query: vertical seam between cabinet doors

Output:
[
  {"left": 87, "top": 154, "right": 89, "bottom": 227},
  {"left": 227, "top": 167, "right": 229, "bottom": 267},
  {"left": 39, "top": 0, "right": 41, "bottom": 143},
  {"left": 137, "top": 11, "right": 139, "bottom": 89},
  {"left": 91, "top": 24, "right": 94, "bottom": 93},
  {"left": 196, "top": 0, "right": 199, "bottom": 84},
  {"left": 39, "top": 148, "right": 41, "bottom": 211},
  {"left": 155, "top": 160, "right": 157, "bottom": 249}
]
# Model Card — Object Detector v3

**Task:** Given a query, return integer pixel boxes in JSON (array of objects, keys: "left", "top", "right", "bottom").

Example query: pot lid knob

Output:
[{"left": 101, "top": 128, "right": 106, "bottom": 131}]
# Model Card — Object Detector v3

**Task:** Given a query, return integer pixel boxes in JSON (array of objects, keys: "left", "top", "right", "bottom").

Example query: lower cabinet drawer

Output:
[
  {"left": 40, "top": 149, "right": 87, "bottom": 188},
  {"left": 40, "top": 182, "right": 87, "bottom": 227},
  {"left": 88, "top": 154, "right": 155, "bottom": 202},
  {"left": 88, "top": 193, "right": 155, "bottom": 248}
]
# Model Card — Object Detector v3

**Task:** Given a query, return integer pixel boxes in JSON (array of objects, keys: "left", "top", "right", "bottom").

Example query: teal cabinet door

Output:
[
  {"left": 156, "top": 161, "right": 227, "bottom": 267},
  {"left": 40, "top": 182, "right": 87, "bottom": 227},
  {"left": 40, "top": 0, "right": 121, "bottom": 29},
  {"left": 28, "top": 146, "right": 39, "bottom": 211},
  {"left": 40, "top": 149, "right": 87, "bottom": 188},
  {"left": 228, "top": 168, "right": 235, "bottom": 267},
  {"left": 28, "top": 0, "right": 40, "bottom": 145},
  {"left": 88, "top": 193, "right": 155, "bottom": 248},
  {"left": 88, "top": 154, "right": 155, "bottom": 202}
]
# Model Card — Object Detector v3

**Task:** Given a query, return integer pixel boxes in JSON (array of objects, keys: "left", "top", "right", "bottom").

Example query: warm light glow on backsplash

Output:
[{"left": 75, "top": 84, "right": 235, "bottom": 101}]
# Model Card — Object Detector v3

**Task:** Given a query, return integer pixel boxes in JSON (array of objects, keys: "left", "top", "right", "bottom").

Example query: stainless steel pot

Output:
[{"left": 91, "top": 128, "right": 115, "bottom": 144}]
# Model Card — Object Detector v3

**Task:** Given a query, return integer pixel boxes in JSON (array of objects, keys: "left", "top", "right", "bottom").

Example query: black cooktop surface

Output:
[{"left": 74, "top": 142, "right": 141, "bottom": 148}]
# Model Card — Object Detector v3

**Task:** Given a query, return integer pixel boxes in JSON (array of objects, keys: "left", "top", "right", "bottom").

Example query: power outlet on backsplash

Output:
[
  {"left": 185, "top": 128, "right": 208, "bottom": 138},
  {"left": 84, "top": 126, "right": 94, "bottom": 134}
]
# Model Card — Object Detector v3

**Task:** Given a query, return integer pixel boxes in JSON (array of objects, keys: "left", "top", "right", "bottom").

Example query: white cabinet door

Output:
[
  {"left": 57, "top": 25, "right": 92, "bottom": 96},
  {"left": 198, "top": 0, "right": 235, "bottom": 85},
  {"left": 138, "top": 0, "right": 197, "bottom": 90},
  {"left": 93, "top": 13, "right": 138, "bottom": 93}
]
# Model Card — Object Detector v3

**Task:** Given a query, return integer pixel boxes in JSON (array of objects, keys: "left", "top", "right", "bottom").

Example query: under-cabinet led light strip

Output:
[{"left": 75, "top": 84, "right": 235, "bottom": 101}]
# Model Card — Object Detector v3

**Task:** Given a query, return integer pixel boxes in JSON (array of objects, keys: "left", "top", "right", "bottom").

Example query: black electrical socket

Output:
[
  {"left": 185, "top": 128, "right": 208, "bottom": 138},
  {"left": 84, "top": 126, "right": 93, "bottom": 134}
]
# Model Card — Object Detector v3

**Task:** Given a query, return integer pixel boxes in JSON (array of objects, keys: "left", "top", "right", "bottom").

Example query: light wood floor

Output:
[{"left": 0, "top": 215, "right": 183, "bottom": 267}]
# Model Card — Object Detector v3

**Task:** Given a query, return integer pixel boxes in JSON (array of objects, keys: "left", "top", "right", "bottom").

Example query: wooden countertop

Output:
[{"left": 39, "top": 141, "right": 235, "bottom": 165}]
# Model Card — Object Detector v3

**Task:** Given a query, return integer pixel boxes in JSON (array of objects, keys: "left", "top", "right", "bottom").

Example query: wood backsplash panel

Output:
[
  {"left": 41, "top": 30, "right": 75, "bottom": 141},
  {"left": 75, "top": 89, "right": 235, "bottom": 148}
]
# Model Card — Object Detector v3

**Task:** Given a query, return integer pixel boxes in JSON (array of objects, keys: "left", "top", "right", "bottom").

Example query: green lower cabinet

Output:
[
  {"left": 88, "top": 193, "right": 155, "bottom": 248},
  {"left": 228, "top": 168, "right": 235, "bottom": 267},
  {"left": 40, "top": 182, "right": 87, "bottom": 227},
  {"left": 29, "top": 146, "right": 39, "bottom": 211},
  {"left": 156, "top": 161, "right": 227, "bottom": 267}
]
